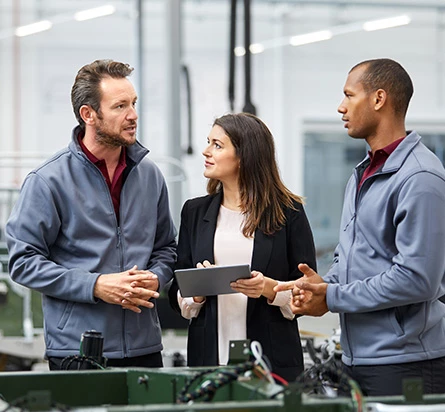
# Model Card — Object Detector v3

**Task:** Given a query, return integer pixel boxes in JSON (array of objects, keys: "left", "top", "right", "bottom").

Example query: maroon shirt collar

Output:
[
  {"left": 359, "top": 136, "right": 405, "bottom": 190},
  {"left": 77, "top": 134, "right": 127, "bottom": 220}
]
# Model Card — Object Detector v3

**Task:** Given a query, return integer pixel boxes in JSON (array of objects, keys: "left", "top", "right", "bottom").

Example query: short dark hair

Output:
[
  {"left": 207, "top": 112, "right": 302, "bottom": 236},
  {"left": 350, "top": 58, "right": 413, "bottom": 116},
  {"left": 71, "top": 59, "right": 134, "bottom": 129}
]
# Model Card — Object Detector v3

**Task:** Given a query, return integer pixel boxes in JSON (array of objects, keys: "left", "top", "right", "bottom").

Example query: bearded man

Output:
[{"left": 6, "top": 60, "right": 177, "bottom": 370}]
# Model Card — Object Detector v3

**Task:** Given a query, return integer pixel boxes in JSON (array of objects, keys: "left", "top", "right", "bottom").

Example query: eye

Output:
[{"left": 214, "top": 142, "right": 221, "bottom": 149}]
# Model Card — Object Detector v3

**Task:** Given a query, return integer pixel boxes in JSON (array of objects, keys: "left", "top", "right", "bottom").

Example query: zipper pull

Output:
[
  {"left": 343, "top": 213, "right": 356, "bottom": 231},
  {"left": 117, "top": 227, "right": 121, "bottom": 247}
]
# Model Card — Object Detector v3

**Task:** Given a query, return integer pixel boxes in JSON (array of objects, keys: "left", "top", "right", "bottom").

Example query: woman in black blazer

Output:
[{"left": 168, "top": 113, "right": 317, "bottom": 382}]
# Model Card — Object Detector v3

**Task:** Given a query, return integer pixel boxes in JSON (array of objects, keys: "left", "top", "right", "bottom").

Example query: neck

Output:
[
  {"left": 367, "top": 119, "right": 406, "bottom": 154},
  {"left": 221, "top": 183, "right": 241, "bottom": 211},
  {"left": 83, "top": 130, "right": 122, "bottom": 164}
]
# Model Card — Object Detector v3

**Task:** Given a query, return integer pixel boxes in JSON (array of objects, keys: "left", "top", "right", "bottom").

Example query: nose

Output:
[
  {"left": 337, "top": 99, "right": 346, "bottom": 114},
  {"left": 202, "top": 143, "right": 211, "bottom": 158},
  {"left": 127, "top": 105, "right": 138, "bottom": 120}
]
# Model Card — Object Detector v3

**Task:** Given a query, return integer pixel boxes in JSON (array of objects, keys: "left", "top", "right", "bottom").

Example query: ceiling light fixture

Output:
[
  {"left": 74, "top": 5, "right": 116, "bottom": 22},
  {"left": 363, "top": 15, "right": 411, "bottom": 31},
  {"left": 235, "top": 14, "right": 411, "bottom": 56},
  {"left": 15, "top": 20, "right": 53, "bottom": 37},
  {"left": 290, "top": 30, "right": 333, "bottom": 46}
]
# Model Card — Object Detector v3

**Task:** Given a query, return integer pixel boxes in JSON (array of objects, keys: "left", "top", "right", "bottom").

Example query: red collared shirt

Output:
[
  {"left": 78, "top": 135, "right": 127, "bottom": 221},
  {"left": 358, "top": 136, "right": 405, "bottom": 190}
]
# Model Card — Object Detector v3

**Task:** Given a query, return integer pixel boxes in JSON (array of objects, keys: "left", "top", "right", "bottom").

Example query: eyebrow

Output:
[{"left": 113, "top": 96, "right": 137, "bottom": 105}]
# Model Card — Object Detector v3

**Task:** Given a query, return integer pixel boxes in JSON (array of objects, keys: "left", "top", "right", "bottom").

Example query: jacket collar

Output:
[
  {"left": 381, "top": 130, "right": 420, "bottom": 173},
  {"left": 355, "top": 130, "right": 421, "bottom": 174},
  {"left": 203, "top": 191, "right": 224, "bottom": 222}
]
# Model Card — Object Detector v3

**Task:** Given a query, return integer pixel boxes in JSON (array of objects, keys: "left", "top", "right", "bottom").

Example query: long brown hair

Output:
[{"left": 207, "top": 112, "right": 303, "bottom": 237}]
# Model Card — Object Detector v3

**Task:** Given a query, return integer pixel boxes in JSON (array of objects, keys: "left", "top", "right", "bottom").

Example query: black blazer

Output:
[{"left": 168, "top": 192, "right": 317, "bottom": 382}]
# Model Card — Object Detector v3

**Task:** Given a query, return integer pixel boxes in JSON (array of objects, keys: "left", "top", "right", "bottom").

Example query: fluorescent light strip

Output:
[
  {"left": 234, "top": 14, "right": 411, "bottom": 56},
  {"left": 363, "top": 15, "right": 411, "bottom": 31},
  {"left": 15, "top": 20, "right": 52, "bottom": 37},
  {"left": 290, "top": 30, "right": 332, "bottom": 46},
  {"left": 250, "top": 43, "right": 265, "bottom": 54},
  {"left": 74, "top": 5, "right": 116, "bottom": 22}
]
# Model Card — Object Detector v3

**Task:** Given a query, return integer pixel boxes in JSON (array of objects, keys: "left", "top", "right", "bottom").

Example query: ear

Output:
[
  {"left": 79, "top": 105, "right": 96, "bottom": 125},
  {"left": 373, "top": 89, "right": 387, "bottom": 111}
]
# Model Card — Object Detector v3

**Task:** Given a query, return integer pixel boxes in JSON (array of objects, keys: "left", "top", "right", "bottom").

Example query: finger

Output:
[
  {"left": 202, "top": 260, "right": 213, "bottom": 268},
  {"left": 230, "top": 281, "right": 243, "bottom": 289},
  {"left": 127, "top": 265, "right": 138, "bottom": 274},
  {"left": 124, "top": 289, "right": 160, "bottom": 300},
  {"left": 295, "top": 280, "right": 318, "bottom": 292},
  {"left": 128, "top": 273, "right": 158, "bottom": 283},
  {"left": 298, "top": 263, "right": 317, "bottom": 277},
  {"left": 273, "top": 281, "right": 296, "bottom": 292},
  {"left": 121, "top": 299, "right": 142, "bottom": 313},
  {"left": 234, "top": 276, "right": 260, "bottom": 286},
  {"left": 196, "top": 262, "right": 204, "bottom": 268},
  {"left": 123, "top": 297, "right": 155, "bottom": 309},
  {"left": 130, "top": 277, "right": 158, "bottom": 288},
  {"left": 129, "top": 270, "right": 155, "bottom": 277}
]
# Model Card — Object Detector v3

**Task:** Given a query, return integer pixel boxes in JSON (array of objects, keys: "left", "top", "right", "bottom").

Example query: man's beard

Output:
[{"left": 95, "top": 119, "right": 136, "bottom": 148}]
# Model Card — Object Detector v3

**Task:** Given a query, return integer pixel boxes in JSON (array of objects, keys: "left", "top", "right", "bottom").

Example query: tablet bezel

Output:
[{"left": 174, "top": 264, "right": 251, "bottom": 298}]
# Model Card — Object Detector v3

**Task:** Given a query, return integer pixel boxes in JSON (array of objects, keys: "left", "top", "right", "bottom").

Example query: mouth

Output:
[
  {"left": 204, "top": 161, "right": 214, "bottom": 167},
  {"left": 124, "top": 124, "right": 137, "bottom": 133}
]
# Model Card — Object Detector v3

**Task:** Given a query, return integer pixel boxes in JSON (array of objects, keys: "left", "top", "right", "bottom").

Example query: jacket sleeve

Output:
[
  {"left": 326, "top": 171, "right": 445, "bottom": 313},
  {"left": 168, "top": 200, "right": 193, "bottom": 314},
  {"left": 5, "top": 173, "right": 100, "bottom": 303},
  {"left": 146, "top": 177, "right": 177, "bottom": 290},
  {"left": 286, "top": 203, "right": 317, "bottom": 279},
  {"left": 323, "top": 246, "right": 340, "bottom": 284}
]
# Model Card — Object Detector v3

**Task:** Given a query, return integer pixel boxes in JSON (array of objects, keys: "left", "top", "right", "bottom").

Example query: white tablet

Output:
[{"left": 174, "top": 264, "right": 251, "bottom": 298}]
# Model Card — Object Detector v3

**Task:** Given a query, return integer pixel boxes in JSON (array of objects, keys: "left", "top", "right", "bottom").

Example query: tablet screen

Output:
[{"left": 174, "top": 264, "right": 251, "bottom": 297}]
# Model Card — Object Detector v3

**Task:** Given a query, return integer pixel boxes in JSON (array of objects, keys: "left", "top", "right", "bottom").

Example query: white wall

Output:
[{"left": 1, "top": 0, "right": 445, "bottom": 222}]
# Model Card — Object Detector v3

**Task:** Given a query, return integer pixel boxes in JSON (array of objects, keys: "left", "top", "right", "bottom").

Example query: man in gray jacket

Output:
[
  {"left": 276, "top": 58, "right": 445, "bottom": 395},
  {"left": 6, "top": 59, "right": 177, "bottom": 370}
]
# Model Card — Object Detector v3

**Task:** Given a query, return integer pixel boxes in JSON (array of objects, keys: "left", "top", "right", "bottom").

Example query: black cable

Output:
[
  {"left": 296, "top": 359, "right": 354, "bottom": 396},
  {"left": 305, "top": 338, "right": 322, "bottom": 365},
  {"left": 60, "top": 355, "right": 105, "bottom": 370},
  {"left": 176, "top": 361, "right": 255, "bottom": 404},
  {"left": 242, "top": 0, "right": 256, "bottom": 115},
  {"left": 181, "top": 64, "right": 193, "bottom": 155},
  {"left": 228, "top": 0, "right": 237, "bottom": 112}
]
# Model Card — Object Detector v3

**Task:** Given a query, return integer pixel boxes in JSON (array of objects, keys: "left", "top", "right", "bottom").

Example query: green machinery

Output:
[{"left": 1, "top": 366, "right": 445, "bottom": 412}]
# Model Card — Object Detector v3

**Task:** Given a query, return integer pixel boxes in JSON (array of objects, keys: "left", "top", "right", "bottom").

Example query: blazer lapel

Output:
[
  {"left": 251, "top": 229, "right": 273, "bottom": 273},
  {"left": 197, "top": 192, "right": 223, "bottom": 264},
  {"left": 247, "top": 229, "right": 274, "bottom": 320}
]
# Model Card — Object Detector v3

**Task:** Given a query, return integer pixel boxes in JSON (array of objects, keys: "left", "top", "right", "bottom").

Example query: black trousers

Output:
[
  {"left": 48, "top": 352, "right": 163, "bottom": 370},
  {"left": 342, "top": 356, "right": 445, "bottom": 396}
]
